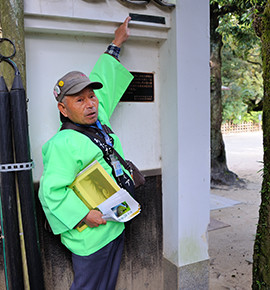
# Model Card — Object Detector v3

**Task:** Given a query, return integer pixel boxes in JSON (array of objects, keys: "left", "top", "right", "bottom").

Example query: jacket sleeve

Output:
[
  {"left": 38, "top": 133, "right": 90, "bottom": 234},
  {"left": 89, "top": 53, "right": 134, "bottom": 119}
]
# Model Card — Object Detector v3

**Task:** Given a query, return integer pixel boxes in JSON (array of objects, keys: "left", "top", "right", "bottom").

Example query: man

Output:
[{"left": 39, "top": 17, "right": 134, "bottom": 290}]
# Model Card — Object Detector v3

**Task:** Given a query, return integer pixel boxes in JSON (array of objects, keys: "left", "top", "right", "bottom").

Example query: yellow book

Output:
[{"left": 69, "top": 160, "right": 120, "bottom": 231}]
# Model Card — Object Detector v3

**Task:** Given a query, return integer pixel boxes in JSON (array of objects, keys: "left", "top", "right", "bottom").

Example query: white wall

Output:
[{"left": 160, "top": 0, "right": 210, "bottom": 267}]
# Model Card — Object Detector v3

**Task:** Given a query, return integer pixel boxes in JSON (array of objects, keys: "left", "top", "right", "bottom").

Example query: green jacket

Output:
[{"left": 39, "top": 54, "right": 133, "bottom": 256}]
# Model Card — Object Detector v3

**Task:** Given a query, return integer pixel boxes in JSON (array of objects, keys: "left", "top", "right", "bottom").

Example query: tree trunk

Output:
[
  {"left": 0, "top": 0, "right": 26, "bottom": 89},
  {"left": 210, "top": 3, "right": 239, "bottom": 186},
  {"left": 252, "top": 1, "right": 270, "bottom": 288},
  {"left": 0, "top": 0, "right": 29, "bottom": 288}
]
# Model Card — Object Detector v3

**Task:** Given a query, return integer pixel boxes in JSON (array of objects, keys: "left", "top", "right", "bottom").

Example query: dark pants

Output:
[{"left": 70, "top": 232, "right": 125, "bottom": 290}]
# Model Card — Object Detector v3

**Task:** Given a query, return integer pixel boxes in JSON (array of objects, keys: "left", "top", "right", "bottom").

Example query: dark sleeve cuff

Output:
[{"left": 105, "top": 43, "right": 121, "bottom": 59}]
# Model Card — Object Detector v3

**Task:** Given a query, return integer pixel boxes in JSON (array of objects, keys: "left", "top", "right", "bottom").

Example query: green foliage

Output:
[
  {"left": 218, "top": 13, "right": 258, "bottom": 50},
  {"left": 217, "top": 4, "right": 264, "bottom": 123},
  {"left": 210, "top": 0, "right": 266, "bottom": 7}
]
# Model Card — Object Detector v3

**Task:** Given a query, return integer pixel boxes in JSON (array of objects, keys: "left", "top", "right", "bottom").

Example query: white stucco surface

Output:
[{"left": 160, "top": 0, "right": 210, "bottom": 267}]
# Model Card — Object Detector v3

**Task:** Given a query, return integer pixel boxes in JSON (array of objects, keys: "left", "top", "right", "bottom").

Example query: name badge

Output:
[{"left": 110, "top": 155, "right": 124, "bottom": 177}]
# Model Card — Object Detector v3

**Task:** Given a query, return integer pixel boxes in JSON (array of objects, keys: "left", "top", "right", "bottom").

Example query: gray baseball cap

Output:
[{"left": 53, "top": 71, "right": 103, "bottom": 102}]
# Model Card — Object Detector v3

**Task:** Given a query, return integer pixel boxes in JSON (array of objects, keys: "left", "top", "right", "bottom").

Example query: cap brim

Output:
[{"left": 66, "top": 81, "right": 103, "bottom": 96}]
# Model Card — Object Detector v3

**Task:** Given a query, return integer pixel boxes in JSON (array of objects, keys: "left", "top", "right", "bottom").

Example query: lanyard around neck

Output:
[{"left": 95, "top": 120, "right": 113, "bottom": 147}]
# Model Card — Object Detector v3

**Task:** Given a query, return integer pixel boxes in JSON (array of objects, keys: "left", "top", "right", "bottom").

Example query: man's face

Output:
[{"left": 58, "top": 86, "right": 99, "bottom": 125}]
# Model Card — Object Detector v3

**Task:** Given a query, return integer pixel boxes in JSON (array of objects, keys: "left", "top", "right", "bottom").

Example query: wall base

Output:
[{"left": 163, "top": 258, "right": 209, "bottom": 290}]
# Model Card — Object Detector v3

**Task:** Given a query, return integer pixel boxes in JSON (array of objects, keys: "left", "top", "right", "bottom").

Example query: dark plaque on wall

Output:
[{"left": 121, "top": 72, "right": 154, "bottom": 102}]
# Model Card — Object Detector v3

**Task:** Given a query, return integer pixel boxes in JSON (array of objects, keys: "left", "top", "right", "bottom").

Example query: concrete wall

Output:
[{"left": 160, "top": 0, "right": 210, "bottom": 288}]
